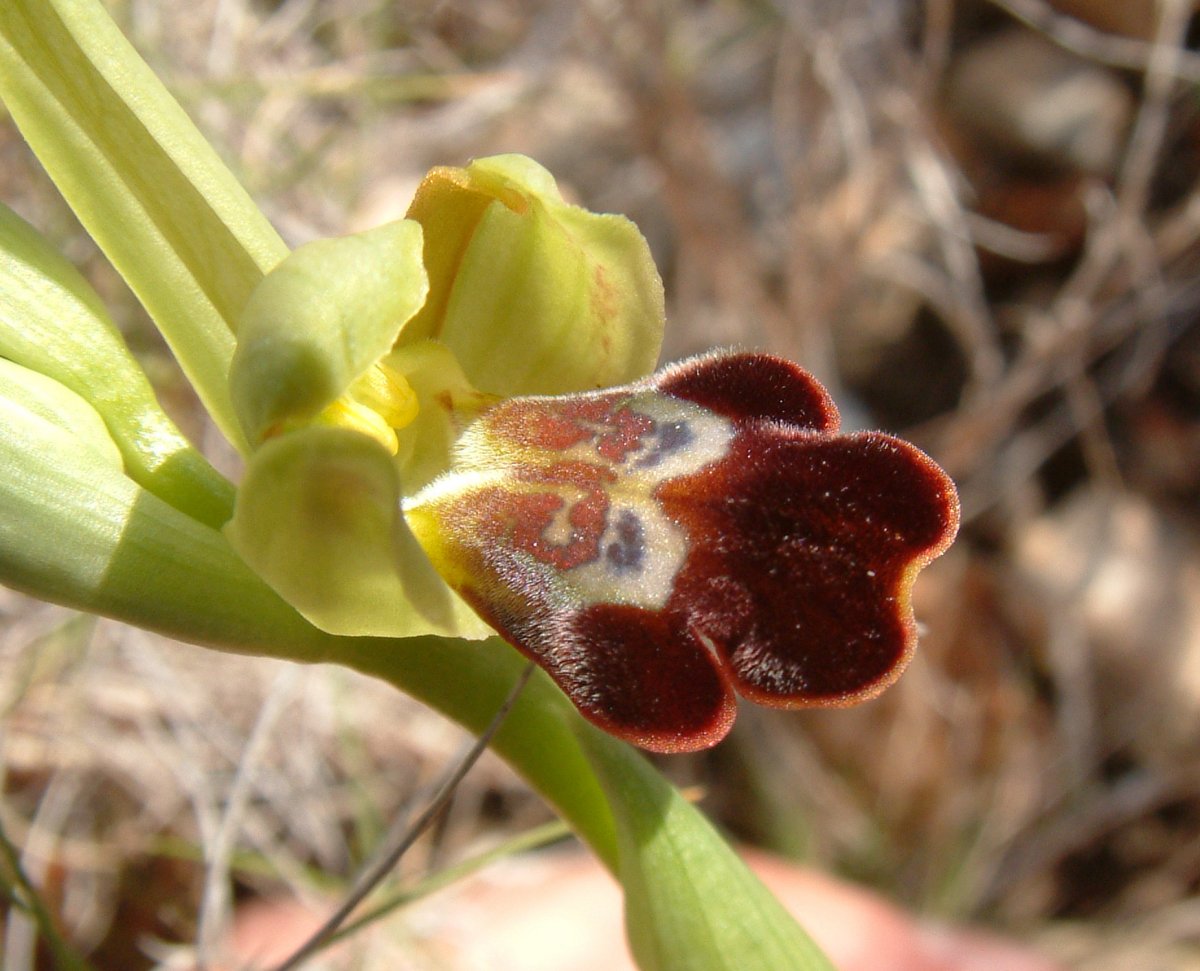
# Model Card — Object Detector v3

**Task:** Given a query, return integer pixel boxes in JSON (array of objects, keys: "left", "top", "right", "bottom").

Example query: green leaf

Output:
[
  {"left": 0, "top": 202, "right": 234, "bottom": 528},
  {"left": 0, "top": 357, "right": 122, "bottom": 469},
  {"left": 0, "top": 392, "right": 303, "bottom": 650},
  {"left": 581, "top": 729, "right": 837, "bottom": 971},
  {"left": 0, "top": 0, "right": 289, "bottom": 452},
  {"left": 226, "top": 426, "right": 491, "bottom": 639}
]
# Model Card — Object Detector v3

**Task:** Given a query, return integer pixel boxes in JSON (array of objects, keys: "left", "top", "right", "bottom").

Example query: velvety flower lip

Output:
[{"left": 406, "top": 351, "right": 961, "bottom": 753}]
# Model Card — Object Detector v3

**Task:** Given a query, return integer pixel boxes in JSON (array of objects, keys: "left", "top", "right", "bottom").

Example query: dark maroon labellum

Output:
[{"left": 408, "top": 352, "right": 960, "bottom": 752}]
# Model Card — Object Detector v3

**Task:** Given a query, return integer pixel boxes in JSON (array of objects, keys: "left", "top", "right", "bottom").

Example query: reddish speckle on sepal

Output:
[{"left": 408, "top": 352, "right": 960, "bottom": 753}]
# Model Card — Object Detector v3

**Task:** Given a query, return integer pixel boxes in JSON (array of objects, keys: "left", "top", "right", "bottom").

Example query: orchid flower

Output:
[
  {"left": 220, "top": 153, "right": 956, "bottom": 753},
  {"left": 0, "top": 2, "right": 957, "bottom": 969},
  {"left": 409, "top": 351, "right": 958, "bottom": 752}
]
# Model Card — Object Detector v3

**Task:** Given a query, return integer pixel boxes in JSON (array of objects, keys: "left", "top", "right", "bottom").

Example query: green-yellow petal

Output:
[
  {"left": 404, "top": 154, "right": 664, "bottom": 398},
  {"left": 230, "top": 219, "right": 428, "bottom": 445},
  {"left": 226, "top": 426, "right": 492, "bottom": 640}
]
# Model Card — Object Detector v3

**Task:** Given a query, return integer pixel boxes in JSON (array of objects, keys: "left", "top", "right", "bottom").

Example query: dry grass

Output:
[{"left": 2, "top": 0, "right": 1199, "bottom": 967}]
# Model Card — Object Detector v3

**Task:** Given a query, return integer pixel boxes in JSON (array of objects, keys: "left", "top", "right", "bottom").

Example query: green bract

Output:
[{"left": 0, "top": 2, "right": 833, "bottom": 968}]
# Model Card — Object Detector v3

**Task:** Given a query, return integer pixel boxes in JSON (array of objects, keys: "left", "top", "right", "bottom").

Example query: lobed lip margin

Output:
[{"left": 408, "top": 351, "right": 961, "bottom": 753}]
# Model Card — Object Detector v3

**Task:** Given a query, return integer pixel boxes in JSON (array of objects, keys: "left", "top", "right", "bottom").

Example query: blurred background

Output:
[{"left": 2, "top": 0, "right": 1199, "bottom": 967}]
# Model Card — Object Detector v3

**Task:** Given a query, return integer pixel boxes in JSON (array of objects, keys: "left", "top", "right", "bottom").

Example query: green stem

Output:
[{"left": 0, "top": 811, "right": 97, "bottom": 971}]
